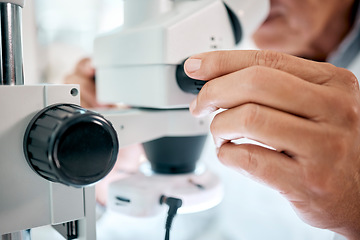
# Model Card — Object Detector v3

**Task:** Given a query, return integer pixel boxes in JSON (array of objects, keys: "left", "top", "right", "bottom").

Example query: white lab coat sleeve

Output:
[{"left": 333, "top": 233, "right": 347, "bottom": 240}]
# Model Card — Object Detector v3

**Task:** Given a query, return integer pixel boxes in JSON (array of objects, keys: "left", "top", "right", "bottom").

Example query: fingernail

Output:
[{"left": 185, "top": 58, "right": 202, "bottom": 73}]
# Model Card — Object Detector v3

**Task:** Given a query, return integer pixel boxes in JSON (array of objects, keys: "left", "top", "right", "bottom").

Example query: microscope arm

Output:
[
  {"left": 101, "top": 107, "right": 211, "bottom": 174},
  {"left": 102, "top": 108, "right": 210, "bottom": 148}
]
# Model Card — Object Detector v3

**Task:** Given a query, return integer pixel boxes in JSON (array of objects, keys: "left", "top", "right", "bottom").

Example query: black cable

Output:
[
  {"left": 165, "top": 228, "right": 170, "bottom": 240},
  {"left": 160, "top": 195, "right": 183, "bottom": 240}
]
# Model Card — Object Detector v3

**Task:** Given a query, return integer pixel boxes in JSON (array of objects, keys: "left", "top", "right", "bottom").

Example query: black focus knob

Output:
[
  {"left": 176, "top": 60, "right": 206, "bottom": 94},
  {"left": 23, "top": 104, "right": 119, "bottom": 187}
]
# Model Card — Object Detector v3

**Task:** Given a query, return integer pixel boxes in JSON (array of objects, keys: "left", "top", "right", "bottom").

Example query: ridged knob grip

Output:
[{"left": 23, "top": 104, "right": 119, "bottom": 187}]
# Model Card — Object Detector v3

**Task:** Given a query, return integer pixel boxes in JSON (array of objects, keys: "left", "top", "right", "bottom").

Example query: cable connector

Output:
[{"left": 160, "top": 195, "right": 183, "bottom": 240}]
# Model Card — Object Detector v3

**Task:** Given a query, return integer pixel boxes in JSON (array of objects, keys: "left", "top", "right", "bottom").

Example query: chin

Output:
[
  {"left": 252, "top": 19, "right": 297, "bottom": 54},
  {"left": 252, "top": 31, "right": 304, "bottom": 55},
  {"left": 252, "top": 35, "right": 285, "bottom": 52}
]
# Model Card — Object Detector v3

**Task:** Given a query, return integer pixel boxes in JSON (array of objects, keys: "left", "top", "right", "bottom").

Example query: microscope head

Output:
[
  {"left": 94, "top": 0, "right": 269, "bottom": 175},
  {"left": 93, "top": 0, "right": 269, "bottom": 109}
]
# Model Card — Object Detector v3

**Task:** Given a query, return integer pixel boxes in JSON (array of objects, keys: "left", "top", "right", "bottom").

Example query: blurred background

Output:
[{"left": 23, "top": 0, "right": 123, "bottom": 85}]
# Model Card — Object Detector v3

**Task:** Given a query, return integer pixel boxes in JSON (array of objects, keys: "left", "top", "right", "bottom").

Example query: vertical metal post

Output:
[
  {"left": 1, "top": 2, "right": 27, "bottom": 240},
  {"left": 0, "top": 2, "right": 23, "bottom": 85}
]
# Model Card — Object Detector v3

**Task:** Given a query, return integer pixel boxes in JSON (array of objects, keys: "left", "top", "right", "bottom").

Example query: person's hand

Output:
[
  {"left": 185, "top": 50, "right": 360, "bottom": 239},
  {"left": 64, "top": 57, "right": 105, "bottom": 108}
]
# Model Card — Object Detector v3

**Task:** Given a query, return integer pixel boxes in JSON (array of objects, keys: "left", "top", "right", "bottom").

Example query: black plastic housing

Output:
[{"left": 143, "top": 135, "right": 207, "bottom": 174}]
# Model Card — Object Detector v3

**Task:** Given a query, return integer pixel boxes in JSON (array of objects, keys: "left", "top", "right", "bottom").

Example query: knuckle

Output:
[
  {"left": 331, "top": 93, "right": 360, "bottom": 127},
  {"left": 240, "top": 104, "right": 262, "bottom": 131},
  {"left": 322, "top": 89, "right": 360, "bottom": 128},
  {"left": 198, "top": 80, "right": 216, "bottom": 104},
  {"left": 344, "top": 98, "right": 360, "bottom": 126},
  {"left": 308, "top": 62, "right": 336, "bottom": 85},
  {"left": 320, "top": 64, "right": 359, "bottom": 89},
  {"left": 255, "top": 50, "right": 284, "bottom": 69},
  {"left": 325, "top": 65, "right": 343, "bottom": 80},
  {"left": 318, "top": 62, "right": 336, "bottom": 73},
  {"left": 244, "top": 66, "right": 267, "bottom": 88},
  {"left": 341, "top": 68, "right": 359, "bottom": 90},
  {"left": 217, "top": 144, "right": 259, "bottom": 176}
]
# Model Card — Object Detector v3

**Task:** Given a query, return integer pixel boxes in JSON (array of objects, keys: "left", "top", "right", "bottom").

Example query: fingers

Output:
[
  {"left": 184, "top": 50, "right": 343, "bottom": 86},
  {"left": 184, "top": 49, "right": 360, "bottom": 235},
  {"left": 190, "top": 65, "right": 330, "bottom": 119},
  {"left": 218, "top": 142, "right": 305, "bottom": 201},
  {"left": 210, "top": 103, "right": 322, "bottom": 158},
  {"left": 64, "top": 57, "right": 100, "bottom": 108},
  {"left": 74, "top": 58, "right": 95, "bottom": 78}
]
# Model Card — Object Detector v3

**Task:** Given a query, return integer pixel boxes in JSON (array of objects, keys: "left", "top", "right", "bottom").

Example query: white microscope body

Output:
[{"left": 0, "top": 85, "right": 98, "bottom": 240}]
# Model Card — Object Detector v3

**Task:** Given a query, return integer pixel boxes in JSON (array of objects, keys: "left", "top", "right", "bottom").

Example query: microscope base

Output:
[{"left": 108, "top": 163, "right": 223, "bottom": 217}]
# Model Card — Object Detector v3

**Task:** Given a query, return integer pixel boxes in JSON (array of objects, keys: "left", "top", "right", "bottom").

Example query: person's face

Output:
[{"left": 252, "top": 0, "right": 354, "bottom": 58}]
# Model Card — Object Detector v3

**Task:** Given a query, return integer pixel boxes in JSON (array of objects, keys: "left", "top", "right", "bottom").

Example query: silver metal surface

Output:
[
  {"left": 1, "top": 230, "right": 30, "bottom": 240},
  {"left": 0, "top": 1, "right": 25, "bottom": 8},
  {"left": 0, "top": 3, "right": 23, "bottom": 85}
]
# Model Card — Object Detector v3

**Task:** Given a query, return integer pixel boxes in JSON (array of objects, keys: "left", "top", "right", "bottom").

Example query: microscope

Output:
[
  {"left": 94, "top": 0, "right": 269, "bottom": 236},
  {"left": 0, "top": 0, "right": 268, "bottom": 239}
]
